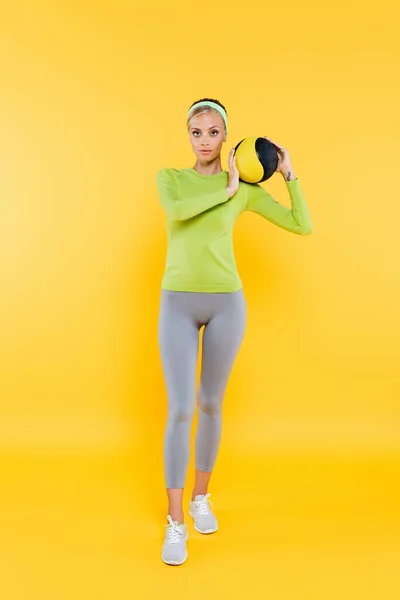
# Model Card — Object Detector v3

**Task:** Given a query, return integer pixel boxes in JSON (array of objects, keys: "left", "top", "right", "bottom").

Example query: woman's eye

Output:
[{"left": 193, "top": 131, "right": 219, "bottom": 137}]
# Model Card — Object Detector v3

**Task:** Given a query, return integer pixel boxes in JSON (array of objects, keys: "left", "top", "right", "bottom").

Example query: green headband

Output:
[{"left": 187, "top": 101, "right": 228, "bottom": 134}]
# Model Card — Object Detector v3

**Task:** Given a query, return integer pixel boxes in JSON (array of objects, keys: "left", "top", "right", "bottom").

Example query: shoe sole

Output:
[
  {"left": 161, "top": 551, "right": 188, "bottom": 566},
  {"left": 188, "top": 509, "right": 218, "bottom": 534},
  {"left": 162, "top": 532, "right": 189, "bottom": 566}
]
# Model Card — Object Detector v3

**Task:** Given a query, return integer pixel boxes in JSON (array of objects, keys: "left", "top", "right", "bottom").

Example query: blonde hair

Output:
[{"left": 186, "top": 98, "right": 228, "bottom": 134}]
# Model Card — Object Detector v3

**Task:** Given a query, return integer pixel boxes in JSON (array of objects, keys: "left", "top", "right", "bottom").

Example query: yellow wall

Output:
[
  {"left": 1, "top": 0, "right": 398, "bottom": 455},
  {"left": 0, "top": 1, "right": 399, "bottom": 596}
]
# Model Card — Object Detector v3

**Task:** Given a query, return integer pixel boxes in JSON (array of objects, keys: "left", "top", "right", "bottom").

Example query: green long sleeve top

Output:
[{"left": 155, "top": 167, "right": 313, "bottom": 293}]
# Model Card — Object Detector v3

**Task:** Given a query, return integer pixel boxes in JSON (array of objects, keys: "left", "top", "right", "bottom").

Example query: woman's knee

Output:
[
  {"left": 168, "top": 404, "right": 195, "bottom": 424},
  {"left": 197, "top": 387, "right": 223, "bottom": 416}
]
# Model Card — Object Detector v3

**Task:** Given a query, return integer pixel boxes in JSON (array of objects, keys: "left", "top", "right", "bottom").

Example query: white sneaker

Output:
[
  {"left": 189, "top": 493, "right": 218, "bottom": 534},
  {"left": 162, "top": 515, "right": 188, "bottom": 565}
]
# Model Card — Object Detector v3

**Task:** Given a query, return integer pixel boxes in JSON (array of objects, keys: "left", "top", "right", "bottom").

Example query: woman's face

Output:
[{"left": 188, "top": 111, "right": 227, "bottom": 162}]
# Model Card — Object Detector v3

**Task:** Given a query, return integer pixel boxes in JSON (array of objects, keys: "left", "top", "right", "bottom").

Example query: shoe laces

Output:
[
  {"left": 165, "top": 515, "right": 184, "bottom": 544},
  {"left": 195, "top": 493, "right": 213, "bottom": 516}
]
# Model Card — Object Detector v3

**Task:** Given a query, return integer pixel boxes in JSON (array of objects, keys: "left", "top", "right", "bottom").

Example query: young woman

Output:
[{"left": 156, "top": 98, "right": 313, "bottom": 565}]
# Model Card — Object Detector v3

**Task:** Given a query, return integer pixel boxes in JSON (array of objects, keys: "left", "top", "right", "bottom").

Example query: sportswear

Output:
[
  {"left": 159, "top": 289, "right": 246, "bottom": 489},
  {"left": 189, "top": 494, "right": 218, "bottom": 534},
  {"left": 162, "top": 516, "right": 188, "bottom": 566},
  {"left": 156, "top": 167, "right": 313, "bottom": 293},
  {"left": 188, "top": 101, "right": 228, "bottom": 133}
]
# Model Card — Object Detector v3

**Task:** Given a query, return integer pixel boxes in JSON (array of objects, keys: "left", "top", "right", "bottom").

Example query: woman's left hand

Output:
[{"left": 263, "top": 136, "right": 296, "bottom": 180}]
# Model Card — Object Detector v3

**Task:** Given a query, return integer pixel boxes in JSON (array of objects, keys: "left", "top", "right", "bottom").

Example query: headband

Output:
[{"left": 187, "top": 101, "right": 228, "bottom": 134}]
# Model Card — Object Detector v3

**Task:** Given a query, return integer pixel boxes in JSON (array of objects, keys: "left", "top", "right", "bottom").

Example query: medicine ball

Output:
[{"left": 234, "top": 136, "right": 278, "bottom": 183}]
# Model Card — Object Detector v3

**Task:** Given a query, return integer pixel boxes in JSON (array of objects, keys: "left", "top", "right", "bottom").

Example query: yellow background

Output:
[{"left": 1, "top": 0, "right": 399, "bottom": 597}]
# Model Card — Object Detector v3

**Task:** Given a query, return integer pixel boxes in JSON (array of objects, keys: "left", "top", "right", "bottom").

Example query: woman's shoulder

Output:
[{"left": 155, "top": 167, "right": 183, "bottom": 182}]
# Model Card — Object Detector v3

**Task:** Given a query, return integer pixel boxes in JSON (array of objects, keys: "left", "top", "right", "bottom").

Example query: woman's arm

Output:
[
  {"left": 245, "top": 177, "right": 313, "bottom": 235},
  {"left": 245, "top": 137, "right": 313, "bottom": 235},
  {"left": 156, "top": 168, "right": 230, "bottom": 221}
]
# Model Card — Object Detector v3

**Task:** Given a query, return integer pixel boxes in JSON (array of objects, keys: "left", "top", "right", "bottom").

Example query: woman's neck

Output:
[{"left": 192, "top": 156, "right": 223, "bottom": 176}]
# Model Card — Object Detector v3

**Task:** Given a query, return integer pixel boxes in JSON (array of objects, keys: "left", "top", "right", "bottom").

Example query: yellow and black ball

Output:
[{"left": 234, "top": 136, "right": 278, "bottom": 183}]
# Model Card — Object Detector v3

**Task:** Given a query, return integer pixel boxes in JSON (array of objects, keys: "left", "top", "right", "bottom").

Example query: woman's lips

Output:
[{"left": 200, "top": 150, "right": 211, "bottom": 154}]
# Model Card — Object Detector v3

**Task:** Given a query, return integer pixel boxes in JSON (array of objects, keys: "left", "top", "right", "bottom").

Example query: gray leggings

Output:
[{"left": 158, "top": 288, "right": 247, "bottom": 489}]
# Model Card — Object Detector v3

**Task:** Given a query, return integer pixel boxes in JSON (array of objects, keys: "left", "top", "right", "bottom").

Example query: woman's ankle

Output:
[
  {"left": 168, "top": 510, "right": 184, "bottom": 525},
  {"left": 191, "top": 489, "right": 207, "bottom": 501},
  {"left": 166, "top": 487, "right": 184, "bottom": 524},
  {"left": 192, "top": 469, "right": 212, "bottom": 501}
]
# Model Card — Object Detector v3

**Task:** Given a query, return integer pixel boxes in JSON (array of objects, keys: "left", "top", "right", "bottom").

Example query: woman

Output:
[{"left": 156, "top": 98, "right": 313, "bottom": 565}]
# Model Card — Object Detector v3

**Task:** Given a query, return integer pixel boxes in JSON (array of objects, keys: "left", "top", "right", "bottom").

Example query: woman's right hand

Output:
[{"left": 226, "top": 147, "right": 239, "bottom": 198}]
